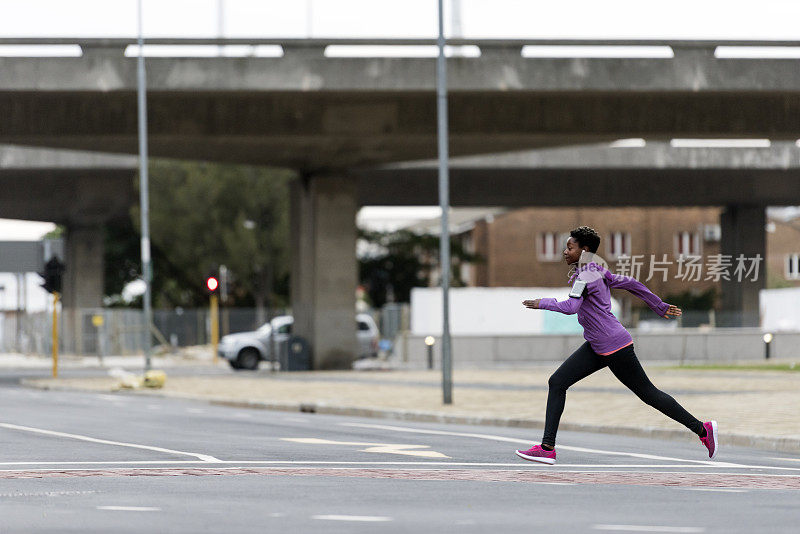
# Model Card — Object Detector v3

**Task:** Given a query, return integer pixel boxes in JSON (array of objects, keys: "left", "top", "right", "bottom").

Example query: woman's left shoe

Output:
[
  {"left": 515, "top": 445, "right": 556, "bottom": 465},
  {"left": 700, "top": 420, "right": 718, "bottom": 459}
]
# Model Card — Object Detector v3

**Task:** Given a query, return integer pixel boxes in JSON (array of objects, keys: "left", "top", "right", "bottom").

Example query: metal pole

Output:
[
  {"left": 52, "top": 292, "right": 59, "bottom": 378},
  {"left": 436, "top": 0, "right": 452, "bottom": 405},
  {"left": 210, "top": 294, "right": 219, "bottom": 365},
  {"left": 137, "top": 0, "right": 153, "bottom": 372},
  {"left": 306, "top": 0, "right": 314, "bottom": 37},
  {"left": 217, "top": 0, "right": 225, "bottom": 57}
]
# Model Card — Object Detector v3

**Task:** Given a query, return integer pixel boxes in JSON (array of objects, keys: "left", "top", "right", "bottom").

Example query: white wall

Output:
[
  {"left": 0, "top": 272, "right": 50, "bottom": 313},
  {"left": 410, "top": 286, "right": 621, "bottom": 336},
  {"left": 761, "top": 287, "right": 800, "bottom": 331}
]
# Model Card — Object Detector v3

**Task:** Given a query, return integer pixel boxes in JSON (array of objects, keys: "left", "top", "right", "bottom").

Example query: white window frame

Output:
[
  {"left": 607, "top": 231, "right": 631, "bottom": 259},
  {"left": 786, "top": 253, "right": 800, "bottom": 280},
  {"left": 675, "top": 231, "right": 702, "bottom": 257},
  {"left": 538, "top": 232, "right": 567, "bottom": 262}
]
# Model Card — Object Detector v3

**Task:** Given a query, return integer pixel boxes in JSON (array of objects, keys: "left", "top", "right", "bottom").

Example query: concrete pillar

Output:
[
  {"left": 719, "top": 205, "right": 765, "bottom": 327},
  {"left": 62, "top": 225, "right": 105, "bottom": 353},
  {"left": 290, "top": 175, "right": 358, "bottom": 369}
]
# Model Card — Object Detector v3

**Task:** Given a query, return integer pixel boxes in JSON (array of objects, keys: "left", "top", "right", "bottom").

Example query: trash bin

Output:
[{"left": 280, "top": 335, "right": 310, "bottom": 371}]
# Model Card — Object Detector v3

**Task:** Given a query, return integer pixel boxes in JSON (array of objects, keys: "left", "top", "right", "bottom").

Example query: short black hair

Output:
[{"left": 570, "top": 226, "right": 600, "bottom": 253}]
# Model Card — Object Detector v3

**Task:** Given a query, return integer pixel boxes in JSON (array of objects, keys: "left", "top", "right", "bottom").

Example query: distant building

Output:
[
  {"left": 766, "top": 216, "right": 800, "bottom": 289},
  {"left": 406, "top": 206, "right": 800, "bottom": 319}
]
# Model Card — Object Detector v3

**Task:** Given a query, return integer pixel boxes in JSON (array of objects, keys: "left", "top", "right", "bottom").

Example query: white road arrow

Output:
[{"left": 281, "top": 438, "right": 450, "bottom": 459}]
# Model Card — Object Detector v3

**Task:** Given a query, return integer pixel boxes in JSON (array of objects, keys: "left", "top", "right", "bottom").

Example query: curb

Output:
[{"left": 21, "top": 379, "right": 800, "bottom": 454}]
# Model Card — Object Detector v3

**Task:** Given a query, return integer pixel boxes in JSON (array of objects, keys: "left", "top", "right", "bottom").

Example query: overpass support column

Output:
[
  {"left": 62, "top": 225, "right": 105, "bottom": 353},
  {"left": 290, "top": 175, "right": 358, "bottom": 369},
  {"left": 719, "top": 205, "right": 765, "bottom": 327}
]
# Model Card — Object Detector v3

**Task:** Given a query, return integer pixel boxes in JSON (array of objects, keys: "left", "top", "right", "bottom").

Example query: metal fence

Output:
[{"left": 0, "top": 307, "right": 286, "bottom": 356}]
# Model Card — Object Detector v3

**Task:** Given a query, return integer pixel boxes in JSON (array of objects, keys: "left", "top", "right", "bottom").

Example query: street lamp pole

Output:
[
  {"left": 137, "top": 0, "right": 153, "bottom": 372},
  {"left": 436, "top": 0, "right": 452, "bottom": 405}
]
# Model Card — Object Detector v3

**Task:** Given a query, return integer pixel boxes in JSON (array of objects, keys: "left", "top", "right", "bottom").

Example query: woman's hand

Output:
[
  {"left": 663, "top": 304, "right": 682, "bottom": 319},
  {"left": 523, "top": 299, "right": 541, "bottom": 309}
]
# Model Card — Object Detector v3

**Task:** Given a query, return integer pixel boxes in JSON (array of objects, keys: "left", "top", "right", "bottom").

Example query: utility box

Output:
[{"left": 279, "top": 336, "right": 311, "bottom": 371}]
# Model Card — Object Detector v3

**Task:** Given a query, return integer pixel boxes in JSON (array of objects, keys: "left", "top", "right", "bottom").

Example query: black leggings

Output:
[{"left": 541, "top": 341, "right": 704, "bottom": 447}]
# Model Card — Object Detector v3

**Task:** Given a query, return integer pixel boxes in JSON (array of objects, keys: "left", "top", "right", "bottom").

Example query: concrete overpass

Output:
[
  {"left": 0, "top": 145, "right": 137, "bottom": 310},
  {"left": 4, "top": 38, "right": 800, "bottom": 167},
  {"left": 4, "top": 38, "right": 800, "bottom": 366}
]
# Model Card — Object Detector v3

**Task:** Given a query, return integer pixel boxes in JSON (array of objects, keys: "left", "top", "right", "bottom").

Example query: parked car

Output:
[{"left": 218, "top": 313, "right": 380, "bottom": 370}]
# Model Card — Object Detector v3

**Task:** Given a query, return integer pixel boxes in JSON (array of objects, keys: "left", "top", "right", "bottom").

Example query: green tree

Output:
[
  {"left": 114, "top": 160, "right": 292, "bottom": 313},
  {"left": 358, "top": 229, "right": 482, "bottom": 308},
  {"left": 663, "top": 288, "right": 717, "bottom": 311}
]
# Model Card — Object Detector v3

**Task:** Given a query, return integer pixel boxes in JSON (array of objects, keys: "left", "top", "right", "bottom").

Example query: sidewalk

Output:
[{"left": 19, "top": 356, "right": 800, "bottom": 454}]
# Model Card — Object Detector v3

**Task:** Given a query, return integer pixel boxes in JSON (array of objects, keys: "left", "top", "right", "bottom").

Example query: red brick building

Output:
[{"left": 453, "top": 207, "right": 800, "bottom": 315}]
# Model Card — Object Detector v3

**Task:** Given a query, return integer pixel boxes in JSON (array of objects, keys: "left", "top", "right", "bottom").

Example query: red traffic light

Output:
[{"left": 206, "top": 276, "right": 219, "bottom": 292}]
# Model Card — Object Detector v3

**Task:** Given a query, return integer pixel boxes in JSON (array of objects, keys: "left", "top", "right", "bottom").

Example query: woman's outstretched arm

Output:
[
  {"left": 604, "top": 271, "right": 679, "bottom": 318},
  {"left": 524, "top": 295, "right": 583, "bottom": 315}
]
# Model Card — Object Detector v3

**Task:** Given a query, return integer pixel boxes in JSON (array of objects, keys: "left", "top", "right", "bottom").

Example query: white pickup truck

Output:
[{"left": 218, "top": 313, "right": 380, "bottom": 370}]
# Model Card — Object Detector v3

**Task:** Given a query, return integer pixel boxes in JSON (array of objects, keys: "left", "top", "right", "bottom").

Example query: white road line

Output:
[
  {"left": 0, "top": 461, "right": 744, "bottom": 468},
  {"left": 593, "top": 526, "right": 704, "bottom": 533},
  {"left": 97, "top": 506, "right": 161, "bottom": 512},
  {"left": 95, "top": 395, "right": 126, "bottom": 402},
  {"left": 282, "top": 417, "right": 309, "bottom": 423},
  {"left": 312, "top": 515, "right": 392, "bottom": 522},
  {"left": 340, "top": 422, "right": 792, "bottom": 471},
  {"left": 0, "top": 490, "right": 97, "bottom": 498},
  {"left": 679, "top": 488, "right": 747, "bottom": 493},
  {"left": 2, "top": 461, "right": 800, "bottom": 473},
  {"left": 2, "top": 466, "right": 799, "bottom": 480},
  {"left": 0, "top": 422, "right": 222, "bottom": 463},
  {"left": 0, "top": 461, "right": 206, "bottom": 466}
]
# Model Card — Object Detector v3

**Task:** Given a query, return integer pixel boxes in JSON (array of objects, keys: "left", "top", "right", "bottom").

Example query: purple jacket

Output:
[{"left": 538, "top": 262, "right": 670, "bottom": 355}]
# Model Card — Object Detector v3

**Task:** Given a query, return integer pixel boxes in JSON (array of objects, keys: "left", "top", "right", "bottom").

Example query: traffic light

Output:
[
  {"left": 39, "top": 257, "right": 65, "bottom": 294},
  {"left": 205, "top": 275, "right": 219, "bottom": 294}
]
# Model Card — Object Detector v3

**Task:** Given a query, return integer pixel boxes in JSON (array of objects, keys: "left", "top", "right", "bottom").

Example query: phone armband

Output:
[{"left": 568, "top": 279, "right": 587, "bottom": 298}]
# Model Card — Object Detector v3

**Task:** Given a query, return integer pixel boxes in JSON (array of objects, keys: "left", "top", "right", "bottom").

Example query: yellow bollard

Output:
[
  {"left": 52, "top": 292, "right": 59, "bottom": 378},
  {"left": 210, "top": 294, "right": 219, "bottom": 365}
]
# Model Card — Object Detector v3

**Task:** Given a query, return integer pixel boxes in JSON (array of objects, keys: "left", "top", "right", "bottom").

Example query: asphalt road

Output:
[{"left": 0, "top": 378, "right": 798, "bottom": 533}]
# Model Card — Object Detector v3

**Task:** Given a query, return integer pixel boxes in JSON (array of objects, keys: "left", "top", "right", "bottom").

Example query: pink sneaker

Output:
[
  {"left": 515, "top": 445, "right": 556, "bottom": 465},
  {"left": 700, "top": 421, "right": 718, "bottom": 459}
]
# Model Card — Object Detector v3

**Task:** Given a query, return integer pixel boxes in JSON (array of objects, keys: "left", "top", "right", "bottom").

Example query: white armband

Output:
[{"left": 568, "top": 279, "right": 587, "bottom": 298}]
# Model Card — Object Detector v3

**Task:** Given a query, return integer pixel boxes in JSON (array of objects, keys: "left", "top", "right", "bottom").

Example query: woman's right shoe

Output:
[
  {"left": 699, "top": 420, "right": 718, "bottom": 459},
  {"left": 515, "top": 445, "right": 556, "bottom": 465}
]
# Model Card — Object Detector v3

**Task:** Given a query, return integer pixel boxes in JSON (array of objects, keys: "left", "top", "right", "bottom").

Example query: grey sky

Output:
[{"left": 2, "top": 0, "right": 800, "bottom": 40}]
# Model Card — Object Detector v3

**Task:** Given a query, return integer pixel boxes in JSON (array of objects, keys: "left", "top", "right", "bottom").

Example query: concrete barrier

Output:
[{"left": 395, "top": 328, "right": 800, "bottom": 368}]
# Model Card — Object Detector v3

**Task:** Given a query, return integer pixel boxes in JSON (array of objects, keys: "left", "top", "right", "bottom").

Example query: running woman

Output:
[{"left": 515, "top": 226, "right": 717, "bottom": 465}]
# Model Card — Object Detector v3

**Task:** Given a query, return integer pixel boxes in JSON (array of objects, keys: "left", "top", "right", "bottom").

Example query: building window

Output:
[
  {"left": 675, "top": 231, "right": 701, "bottom": 257},
  {"left": 787, "top": 254, "right": 800, "bottom": 280},
  {"left": 703, "top": 224, "right": 721, "bottom": 242},
  {"left": 607, "top": 232, "right": 631, "bottom": 259},
  {"left": 538, "top": 232, "right": 567, "bottom": 262}
]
